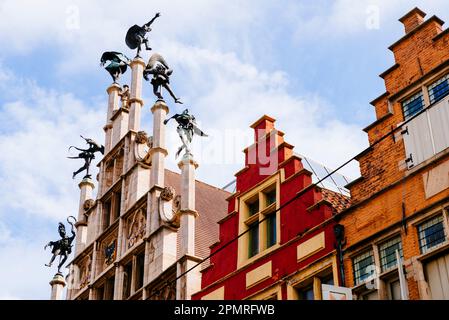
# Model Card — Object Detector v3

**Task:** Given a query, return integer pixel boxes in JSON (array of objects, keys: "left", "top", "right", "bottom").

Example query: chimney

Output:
[{"left": 399, "top": 7, "right": 426, "bottom": 34}]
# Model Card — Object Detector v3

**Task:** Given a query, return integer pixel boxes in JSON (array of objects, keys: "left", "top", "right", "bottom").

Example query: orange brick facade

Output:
[{"left": 337, "top": 8, "right": 449, "bottom": 300}]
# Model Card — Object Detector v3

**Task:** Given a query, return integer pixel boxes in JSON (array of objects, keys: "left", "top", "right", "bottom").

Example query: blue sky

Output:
[{"left": 0, "top": 0, "right": 448, "bottom": 299}]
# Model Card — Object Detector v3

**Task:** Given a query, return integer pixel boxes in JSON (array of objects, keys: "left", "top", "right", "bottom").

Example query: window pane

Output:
[
  {"left": 104, "top": 201, "right": 111, "bottom": 229},
  {"left": 299, "top": 286, "right": 314, "bottom": 300},
  {"left": 389, "top": 280, "right": 402, "bottom": 300},
  {"left": 248, "top": 199, "right": 259, "bottom": 216},
  {"left": 113, "top": 192, "right": 121, "bottom": 221},
  {"left": 379, "top": 236, "right": 403, "bottom": 272},
  {"left": 402, "top": 91, "right": 424, "bottom": 120},
  {"left": 122, "top": 262, "right": 132, "bottom": 299},
  {"left": 428, "top": 74, "right": 449, "bottom": 104},
  {"left": 265, "top": 189, "right": 276, "bottom": 207},
  {"left": 104, "top": 276, "right": 115, "bottom": 300},
  {"left": 135, "top": 253, "right": 145, "bottom": 290},
  {"left": 353, "top": 250, "right": 375, "bottom": 285},
  {"left": 321, "top": 274, "right": 334, "bottom": 286},
  {"left": 248, "top": 222, "right": 259, "bottom": 258},
  {"left": 361, "top": 291, "right": 378, "bottom": 300},
  {"left": 266, "top": 213, "right": 276, "bottom": 248},
  {"left": 418, "top": 215, "right": 446, "bottom": 253}
]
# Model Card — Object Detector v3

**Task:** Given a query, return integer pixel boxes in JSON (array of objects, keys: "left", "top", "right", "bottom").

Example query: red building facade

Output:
[{"left": 192, "top": 115, "right": 350, "bottom": 300}]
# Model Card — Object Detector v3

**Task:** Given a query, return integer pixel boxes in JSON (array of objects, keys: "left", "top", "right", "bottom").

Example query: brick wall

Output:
[{"left": 339, "top": 8, "right": 449, "bottom": 300}]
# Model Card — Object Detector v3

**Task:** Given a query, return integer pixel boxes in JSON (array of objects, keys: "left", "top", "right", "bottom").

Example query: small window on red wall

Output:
[{"left": 248, "top": 222, "right": 259, "bottom": 258}]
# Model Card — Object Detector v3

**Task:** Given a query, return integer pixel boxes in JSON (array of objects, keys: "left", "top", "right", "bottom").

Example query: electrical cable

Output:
[{"left": 145, "top": 99, "right": 439, "bottom": 300}]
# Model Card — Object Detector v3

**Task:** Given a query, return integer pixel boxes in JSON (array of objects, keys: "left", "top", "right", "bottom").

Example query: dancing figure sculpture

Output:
[
  {"left": 45, "top": 216, "right": 77, "bottom": 274},
  {"left": 163, "top": 109, "right": 207, "bottom": 157},
  {"left": 143, "top": 53, "right": 183, "bottom": 104},
  {"left": 100, "top": 51, "right": 131, "bottom": 83},
  {"left": 68, "top": 136, "right": 104, "bottom": 179},
  {"left": 125, "top": 12, "right": 161, "bottom": 57}
]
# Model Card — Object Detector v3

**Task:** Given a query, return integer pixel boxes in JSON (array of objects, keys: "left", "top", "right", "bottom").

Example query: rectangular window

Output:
[
  {"left": 266, "top": 213, "right": 277, "bottom": 248},
  {"left": 135, "top": 253, "right": 145, "bottom": 290},
  {"left": 418, "top": 215, "right": 447, "bottom": 253},
  {"left": 353, "top": 250, "right": 375, "bottom": 285},
  {"left": 298, "top": 285, "right": 314, "bottom": 300},
  {"left": 428, "top": 74, "right": 449, "bottom": 104},
  {"left": 265, "top": 188, "right": 276, "bottom": 207},
  {"left": 113, "top": 192, "right": 121, "bottom": 221},
  {"left": 248, "top": 199, "right": 259, "bottom": 216},
  {"left": 379, "top": 236, "right": 403, "bottom": 272},
  {"left": 248, "top": 222, "right": 259, "bottom": 258},
  {"left": 402, "top": 91, "right": 425, "bottom": 120},
  {"left": 104, "top": 276, "right": 115, "bottom": 300},
  {"left": 122, "top": 262, "right": 132, "bottom": 299},
  {"left": 388, "top": 279, "right": 402, "bottom": 300},
  {"left": 321, "top": 274, "right": 334, "bottom": 286},
  {"left": 103, "top": 200, "right": 111, "bottom": 230},
  {"left": 96, "top": 285, "right": 105, "bottom": 300}
]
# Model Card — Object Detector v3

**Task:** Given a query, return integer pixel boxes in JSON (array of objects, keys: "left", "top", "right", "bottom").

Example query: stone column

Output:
[
  {"left": 176, "top": 153, "right": 201, "bottom": 300},
  {"left": 75, "top": 178, "right": 95, "bottom": 255},
  {"left": 149, "top": 100, "right": 169, "bottom": 191},
  {"left": 50, "top": 273, "right": 66, "bottom": 300},
  {"left": 178, "top": 153, "right": 198, "bottom": 257},
  {"left": 148, "top": 100, "right": 169, "bottom": 235},
  {"left": 128, "top": 58, "right": 145, "bottom": 132},
  {"left": 104, "top": 83, "right": 121, "bottom": 154},
  {"left": 143, "top": 100, "right": 177, "bottom": 289}
]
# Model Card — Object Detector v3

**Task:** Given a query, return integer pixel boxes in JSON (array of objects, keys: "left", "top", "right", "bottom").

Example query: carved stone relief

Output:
[{"left": 126, "top": 207, "right": 147, "bottom": 249}]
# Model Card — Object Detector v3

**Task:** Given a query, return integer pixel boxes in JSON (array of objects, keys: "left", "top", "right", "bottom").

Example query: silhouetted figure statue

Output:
[
  {"left": 164, "top": 109, "right": 207, "bottom": 157},
  {"left": 68, "top": 136, "right": 104, "bottom": 179},
  {"left": 125, "top": 12, "right": 161, "bottom": 57},
  {"left": 100, "top": 51, "right": 131, "bottom": 83},
  {"left": 45, "top": 217, "right": 77, "bottom": 274},
  {"left": 144, "top": 53, "right": 183, "bottom": 104}
]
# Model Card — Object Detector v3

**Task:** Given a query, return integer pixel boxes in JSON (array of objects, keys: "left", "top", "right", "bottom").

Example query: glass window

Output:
[
  {"left": 266, "top": 213, "right": 277, "bottom": 248},
  {"left": 418, "top": 215, "right": 447, "bottom": 253},
  {"left": 428, "top": 74, "right": 449, "bottom": 104},
  {"left": 402, "top": 91, "right": 425, "bottom": 120},
  {"left": 96, "top": 285, "right": 105, "bottom": 300},
  {"left": 103, "top": 200, "right": 111, "bottom": 230},
  {"left": 104, "top": 276, "right": 115, "bottom": 300},
  {"left": 135, "top": 253, "right": 145, "bottom": 290},
  {"left": 389, "top": 279, "right": 402, "bottom": 300},
  {"left": 248, "top": 222, "right": 259, "bottom": 258},
  {"left": 122, "top": 262, "right": 132, "bottom": 299},
  {"left": 353, "top": 250, "right": 375, "bottom": 285},
  {"left": 113, "top": 192, "right": 121, "bottom": 221},
  {"left": 299, "top": 285, "right": 314, "bottom": 300},
  {"left": 360, "top": 290, "right": 378, "bottom": 300},
  {"left": 265, "top": 188, "right": 276, "bottom": 207},
  {"left": 321, "top": 274, "right": 334, "bottom": 286},
  {"left": 379, "top": 236, "right": 403, "bottom": 272},
  {"left": 248, "top": 199, "right": 259, "bottom": 216}
]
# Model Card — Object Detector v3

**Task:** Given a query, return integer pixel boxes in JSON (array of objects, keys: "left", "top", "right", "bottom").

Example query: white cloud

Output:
[
  {"left": 157, "top": 43, "right": 366, "bottom": 183},
  {"left": 291, "top": 0, "right": 449, "bottom": 43},
  {"left": 0, "top": 68, "right": 104, "bottom": 220},
  {"left": 0, "top": 235, "right": 59, "bottom": 300}
]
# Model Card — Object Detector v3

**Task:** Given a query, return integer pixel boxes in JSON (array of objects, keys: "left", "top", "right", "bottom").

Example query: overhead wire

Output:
[{"left": 146, "top": 98, "right": 437, "bottom": 300}]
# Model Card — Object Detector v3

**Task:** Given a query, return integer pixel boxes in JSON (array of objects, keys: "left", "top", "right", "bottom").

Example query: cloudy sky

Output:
[{"left": 0, "top": 0, "right": 448, "bottom": 299}]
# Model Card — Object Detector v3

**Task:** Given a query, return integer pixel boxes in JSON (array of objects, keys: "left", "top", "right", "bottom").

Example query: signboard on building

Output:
[{"left": 322, "top": 284, "right": 353, "bottom": 300}]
